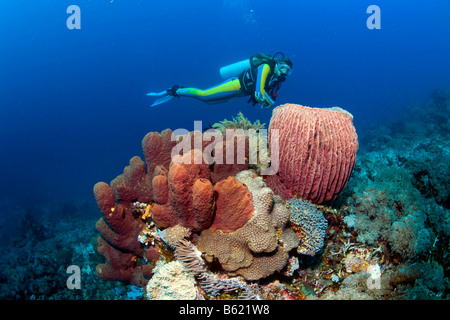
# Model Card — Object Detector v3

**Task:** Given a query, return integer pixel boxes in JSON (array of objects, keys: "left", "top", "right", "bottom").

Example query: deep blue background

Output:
[{"left": 0, "top": 0, "right": 449, "bottom": 214}]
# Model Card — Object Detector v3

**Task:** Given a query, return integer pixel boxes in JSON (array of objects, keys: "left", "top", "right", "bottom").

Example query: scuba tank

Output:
[
  {"left": 219, "top": 52, "right": 288, "bottom": 79},
  {"left": 219, "top": 59, "right": 250, "bottom": 79}
]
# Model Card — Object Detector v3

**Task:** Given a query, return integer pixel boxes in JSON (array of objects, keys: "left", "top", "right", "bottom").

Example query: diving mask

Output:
[{"left": 277, "top": 63, "right": 292, "bottom": 76}]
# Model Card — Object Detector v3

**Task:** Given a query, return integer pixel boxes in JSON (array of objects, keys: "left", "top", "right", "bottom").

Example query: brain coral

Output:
[
  {"left": 286, "top": 198, "right": 328, "bottom": 256},
  {"left": 266, "top": 104, "right": 358, "bottom": 204},
  {"left": 197, "top": 170, "right": 299, "bottom": 280}
]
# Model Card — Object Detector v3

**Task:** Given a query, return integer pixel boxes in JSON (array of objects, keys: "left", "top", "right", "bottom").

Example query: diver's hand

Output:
[
  {"left": 254, "top": 92, "right": 273, "bottom": 108},
  {"left": 254, "top": 92, "right": 264, "bottom": 105}
]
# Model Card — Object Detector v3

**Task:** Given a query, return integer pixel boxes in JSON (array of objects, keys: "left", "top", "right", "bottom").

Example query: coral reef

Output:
[
  {"left": 329, "top": 90, "right": 450, "bottom": 299},
  {"left": 197, "top": 170, "right": 298, "bottom": 280},
  {"left": 317, "top": 270, "right": 392, "bottom": 300},
  {"left": 82, "top": 91, "right": 449, "bottom": 301},
  {"left": 343, "top": 150, "right": 444, "bottom": 259},
  {"left": 2, "top": 92, "right": 449, "bottom": 301},
  {"left": 92, "top": 128, "right": 251, "bottom": 284},
  {"left": 266, "top": 104, "right": 358, "bottom": 204},
  {"left": 286, "top": 198, "right": 328, "bottom": 256},
  {"left": 0, "top": 210, "right": 138, "bottom": 300}
]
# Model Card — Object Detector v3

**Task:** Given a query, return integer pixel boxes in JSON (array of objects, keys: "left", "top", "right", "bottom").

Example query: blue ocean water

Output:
[
  {"left": 1, "top": 0, "right": 449, "bottom": 211},
  {"left": 0, "top": 0, "right": 449, "bottom": 300}
]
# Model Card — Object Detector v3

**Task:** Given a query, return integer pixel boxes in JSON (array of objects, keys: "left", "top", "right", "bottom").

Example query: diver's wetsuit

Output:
[
  {"left": 175, "top": 55, "right": 284, "bottom": 107},
  {"left": 176, "top": 78, "right": 245, "bottom": 104}
]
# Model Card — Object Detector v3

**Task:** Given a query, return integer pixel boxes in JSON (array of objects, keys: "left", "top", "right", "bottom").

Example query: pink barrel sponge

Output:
[{"left": 266, "top": 104, "right": 358, "bottom": 204}]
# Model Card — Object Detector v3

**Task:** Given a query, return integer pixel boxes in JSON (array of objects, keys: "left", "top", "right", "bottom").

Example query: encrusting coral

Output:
[{"left": 286, "top": 198, "right": 328, "bottom": 256}]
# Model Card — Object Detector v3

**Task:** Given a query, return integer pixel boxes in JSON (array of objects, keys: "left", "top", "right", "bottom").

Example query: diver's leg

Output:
[{"left": 176, "top": 78, "right": 244, "bottom": 104}]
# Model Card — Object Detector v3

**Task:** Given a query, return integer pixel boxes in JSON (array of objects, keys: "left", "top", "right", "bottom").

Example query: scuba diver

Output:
[{"left": 147, "top": 52, "right": 292, "bottom": 108}]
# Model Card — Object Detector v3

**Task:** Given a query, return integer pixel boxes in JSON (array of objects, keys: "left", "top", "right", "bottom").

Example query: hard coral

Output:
[
  {"left": 286, "top": 198, "right": 328, "bottom": 256},
  {"left": 158, "top": 225, "right": 192, "bottom": 249},
  {"left": 198, "top": 170, "right": 298, "bottom": 280},
  {"left": 266, "top": 104, "right": 358, "bottom": 204}
]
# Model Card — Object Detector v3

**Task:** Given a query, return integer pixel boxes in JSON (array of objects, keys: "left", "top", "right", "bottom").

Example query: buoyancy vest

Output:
[{"left": 239, "top": 53, "right": 284, "bottom": 105}]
